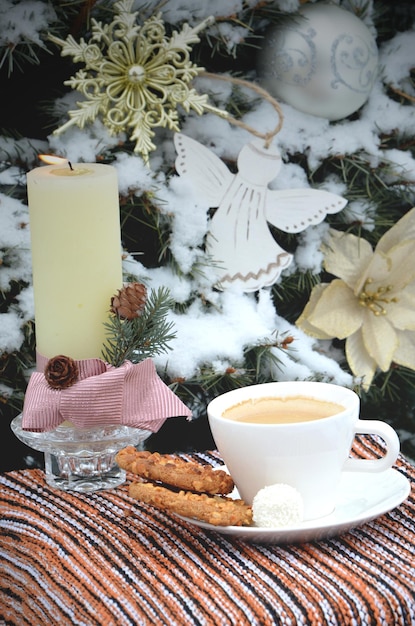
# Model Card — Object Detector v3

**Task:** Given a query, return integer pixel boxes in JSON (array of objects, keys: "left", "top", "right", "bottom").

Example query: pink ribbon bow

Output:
[{"left": 22, "top": 358, "right": 192, "bottom": 432}]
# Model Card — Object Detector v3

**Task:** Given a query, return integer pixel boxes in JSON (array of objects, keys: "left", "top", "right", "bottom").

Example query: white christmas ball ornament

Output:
[{"left": 257, "top": 3, "right": 379, "bottom": 120}]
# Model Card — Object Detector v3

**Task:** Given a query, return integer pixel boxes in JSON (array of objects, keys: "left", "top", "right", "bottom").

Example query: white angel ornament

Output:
[{"left": 174, "top": 133, "right": 347, "bottom": 291}]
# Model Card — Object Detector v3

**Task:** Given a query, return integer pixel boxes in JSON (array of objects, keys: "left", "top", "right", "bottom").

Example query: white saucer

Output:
[{"left": 179, "top": 468, "right": 410, "bottom": 544}]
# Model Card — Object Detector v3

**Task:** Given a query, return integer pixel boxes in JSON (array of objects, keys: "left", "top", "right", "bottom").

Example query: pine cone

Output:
[
  {"left": 111, "top": 282, "right": 147, "bottom": 320},
  {"left": 45, "top": 355, "right": 79, "bottom": 390}
]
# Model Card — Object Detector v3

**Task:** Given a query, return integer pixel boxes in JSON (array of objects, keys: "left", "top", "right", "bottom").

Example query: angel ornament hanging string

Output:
[{"left": 174, "top": 75, "right": 347, "bottom": 292}]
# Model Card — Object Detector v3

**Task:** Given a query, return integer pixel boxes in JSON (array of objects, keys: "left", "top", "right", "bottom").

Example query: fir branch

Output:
[
  {"left": 244, "top": 336, "right": 287, "bottom": 383},
  {"left": 371, "top": 365, "right": 415, "bottom": 401},
  {"left": 0, "top": 42, "right": 47, "bottom": 76},
  {"left": 102, "top": 286, "right": 176, "bottom": 367},
  {"left": 168, "top": 331, "right": 299, "bottom": 424},
  {"left": 119, "top": 191, "right": 172, "bottom": 265},
  {"left": 272, "top": 271, "right": 321, "bottom": 323}
]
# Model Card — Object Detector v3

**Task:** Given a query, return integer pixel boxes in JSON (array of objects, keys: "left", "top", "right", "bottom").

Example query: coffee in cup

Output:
[
  {"left": 222, "top": 396, "right": 345, "bottom": 424},
  {"left": 207, "top": 381, "right": 400, "bottom": 521}
]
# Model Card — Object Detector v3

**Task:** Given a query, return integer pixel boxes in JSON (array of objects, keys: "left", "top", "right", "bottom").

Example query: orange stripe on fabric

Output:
[{"left": 1, "top": 440, "right": 414, "bottom": 626}]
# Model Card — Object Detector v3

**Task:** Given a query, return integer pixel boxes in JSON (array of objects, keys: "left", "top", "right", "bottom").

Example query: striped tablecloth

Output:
[{"left": 1, "top": 437, "right": 414, "bottom": 626}]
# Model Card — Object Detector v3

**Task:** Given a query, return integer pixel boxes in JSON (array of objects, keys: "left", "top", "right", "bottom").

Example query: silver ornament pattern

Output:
[{"left": 257, "top": 4, "right": 379, "bottom": 121}]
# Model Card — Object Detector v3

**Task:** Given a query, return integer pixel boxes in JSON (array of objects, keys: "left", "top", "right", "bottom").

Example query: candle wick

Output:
[{"left": 68, "top": 161, "right": 74, "bottom": 171}]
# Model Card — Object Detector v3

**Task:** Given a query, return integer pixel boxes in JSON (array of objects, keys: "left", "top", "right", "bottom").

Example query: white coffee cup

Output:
[{"left": 207, "top": 381, "right": 400, "bottom": 521}]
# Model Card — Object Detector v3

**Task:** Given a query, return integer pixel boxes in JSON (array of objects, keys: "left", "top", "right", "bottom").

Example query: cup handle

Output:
[{"left": 343, "top": 420, "right": 400, "bottom": 472}]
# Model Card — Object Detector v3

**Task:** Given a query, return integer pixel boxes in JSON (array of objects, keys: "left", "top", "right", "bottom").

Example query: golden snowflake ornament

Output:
[{"left": 49, "top": 1, "right": 222, "bottom": 161}]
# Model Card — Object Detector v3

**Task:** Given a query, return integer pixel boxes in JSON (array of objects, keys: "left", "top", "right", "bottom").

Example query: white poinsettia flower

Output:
[{"left": 296, "top": 208, "right": 415, "bottom": 389}]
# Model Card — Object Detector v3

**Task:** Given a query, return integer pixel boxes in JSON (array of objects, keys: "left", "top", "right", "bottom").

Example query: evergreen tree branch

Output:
[{"left": 102, "top": 286, "right": 176, "bottom": 367}]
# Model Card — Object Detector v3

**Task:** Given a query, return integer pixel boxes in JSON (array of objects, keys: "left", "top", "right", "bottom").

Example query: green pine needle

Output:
[{"left": 101, "top": 286, "right": 176, "bottom": 367}]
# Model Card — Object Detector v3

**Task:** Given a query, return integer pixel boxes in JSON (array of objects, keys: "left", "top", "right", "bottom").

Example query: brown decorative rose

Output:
[
  {"left": 110, "top": 282, "right": 147, "bottom": 320},
  {"left": 45, "top": 355, "right": 79, "bottom": 390}
]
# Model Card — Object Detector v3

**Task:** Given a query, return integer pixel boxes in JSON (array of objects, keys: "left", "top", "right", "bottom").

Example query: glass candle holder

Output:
[{"left": 11, "top": 414, "right": 151, "bottom": 493}]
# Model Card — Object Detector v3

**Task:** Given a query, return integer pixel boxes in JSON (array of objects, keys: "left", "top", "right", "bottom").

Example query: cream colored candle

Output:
[{"left": 27, "top": 162, "right": 123, "bottom": 360}]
